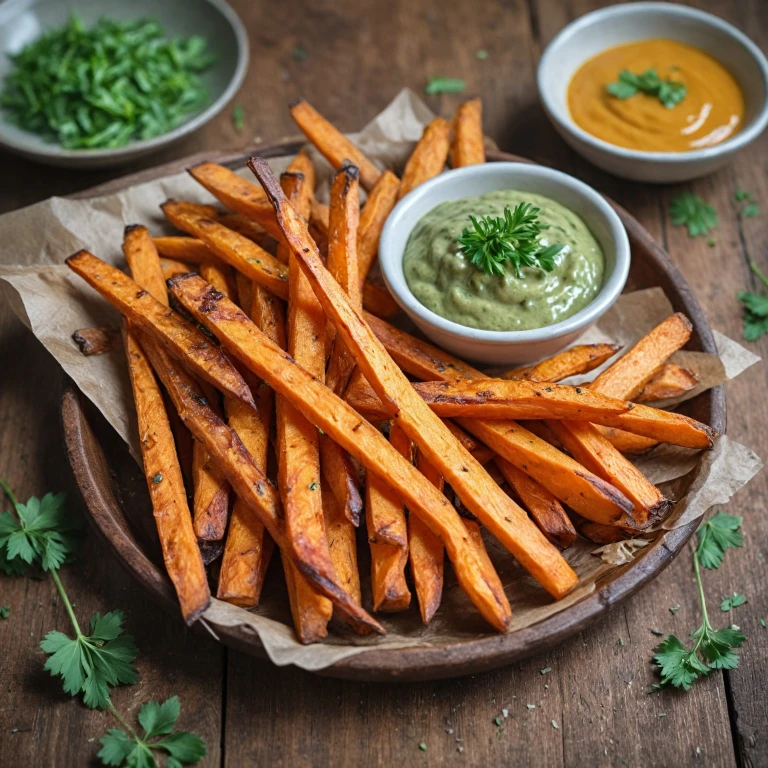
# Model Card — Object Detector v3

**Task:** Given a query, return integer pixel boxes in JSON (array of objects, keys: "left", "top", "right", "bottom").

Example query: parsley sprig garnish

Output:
[
  {"left": 1, "top": 479, "right": 206, "bottom": 765},
  {"left": 651, "top": 512, "right": 746, "bottom": 691},
  {"left": 669, "top": 192, "right": 718, "bottom": 238},
  {"left": 607, "top": 69, "right": 687, "bottom": 109},
  {"left": 457, "top": 203, "right": 565, "bottom": 277},
  {"left": 98, "top": 696, "right": 206, "bottom": 767},
  {"left": 738, "top": 260, "right": 768, "bottom": 342}
]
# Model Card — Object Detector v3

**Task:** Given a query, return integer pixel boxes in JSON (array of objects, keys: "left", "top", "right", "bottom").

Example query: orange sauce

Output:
[{"left": 568, "top": 39, "right": 745, "bottom": 152}]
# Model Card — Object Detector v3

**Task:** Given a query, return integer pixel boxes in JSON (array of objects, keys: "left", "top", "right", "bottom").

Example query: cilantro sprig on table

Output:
[
  {"left": 651, "top": 512, "right": 746, "bottom": 691},
  {"left": 0, "top": 15, "right": 215, "bottom": 150},
  {"left": 669, "top": 193, "right": 718, "bottom": 238},
  {"left": 0, "top": 479, "right": 206, "bottom": 766},
  {"left": 457, "top": 203, "right": 565, "bottom": 278},
  {"left": 607, "top": 69, "right": 687, "bottom": 109},
  {"left": 738, "top": 260, "right": 768, "bottom": 342}
]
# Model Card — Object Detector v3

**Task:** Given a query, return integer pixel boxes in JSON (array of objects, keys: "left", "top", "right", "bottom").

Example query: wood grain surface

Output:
[{"left": 1, "top": 0, "right": 766, "bottom": 765}]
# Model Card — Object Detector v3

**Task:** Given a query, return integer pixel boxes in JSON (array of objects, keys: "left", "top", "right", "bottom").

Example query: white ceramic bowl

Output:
[
  {"left": 537, "top": 3, "right": 768, "bottom": 183},
  {"left": 378, "top": 163, "right": 630, "bottom": 365}
]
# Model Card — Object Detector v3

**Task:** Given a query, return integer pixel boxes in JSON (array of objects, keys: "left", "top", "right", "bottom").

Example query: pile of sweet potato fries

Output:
[{"left": 67, "top": 97, "right": 713, "bottom": 641}]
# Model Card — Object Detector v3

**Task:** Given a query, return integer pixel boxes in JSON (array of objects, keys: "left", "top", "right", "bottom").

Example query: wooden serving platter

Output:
[{"left": 60, "top": 142, "right": 725, "bottom": 681}]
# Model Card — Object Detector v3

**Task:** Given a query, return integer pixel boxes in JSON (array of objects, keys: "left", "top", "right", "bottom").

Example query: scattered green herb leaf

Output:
[
  {"left": 650, "top": 628, "right": 664, "bottom": 636},
  {"left": 735, "top": 188, "right": 752, "bottom": 202},
  {"left": 307, "top": 482, "right": 319, "bottom": 491},
  {"left": 291, "top": 46, "right": 307, "bottom": 62},
  {"left": 457, "top": 203, "right": 564, "bottom": 277},
  {"left": 540, "top": 667, "right": 551, "bottom": 675},
  {"left": 720, "top": 593, "right": 747, "bottom": 612},
  {"left": 651, "top": 513, "right": 746, "bottom": 690},
  {"left": 669, "top": 193, "right": 718, "bottom": 238},
  {"left": 476, "top": 50, "right": 488, "bottom": 60},
  {"left": 526, "top": 703, "right": 536, "bottom": 710},
  {"left": 0, "top": 605, "right": 8, "bottom": 619},
  {"left": 707, "top": 238, "right": 716, "bottom": 248},
  {"left": 425, "top": 77, "right": 465, "bottom": 95},
  {"left": 494, "top": 717, "right": 502, "bottom": 726},
  {"left": 738, "top": 260, "right": 768, "bottom": 342},
  {"left": 551, "top": 720, "right": 559, "bottom": 729},
  {"left": 152, "top": 474, "right": 163, "bottom": 485},
  {"left": 418, "top": 742, "right": 427, "bottom": 752},
  {"left": 232, "top": 104, "right": 245, "bottom": 132},
  {"left": 98, "top": 696, "right": 206, "bottom": 766},
  {"left": 606, "top": 69, "right": 686, "bottom": 108},
  {"left": 0, "top": 16, "right": 215, "bottom": 150},
  {"left": 740, "top": 203, "right": 759, "bottom": 219},
  {"left": 760, "top": 618, "right": 766, "bottom": 628},
  {"left": 669, "top": 605, "right": 681, "bottom": 614}
]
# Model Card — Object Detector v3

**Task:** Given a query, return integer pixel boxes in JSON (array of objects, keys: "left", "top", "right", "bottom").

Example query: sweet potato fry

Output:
[
  {"left": 361, "top": 280, "right": 399, "bottom": 319},
  {"left": 345, "top": 378, "right": 633, "bottom": 421},
  {"left": 199, "top": 260, "right": 238, "bottom": 302},
  {"left": 442, "top": 420, "right": 495, "bottom": 465},
  {"left": 310, "top": 197, "right": 330, "bottom": 236},
  {"left": 320, "top": 436, "right": 363, "bottom": 526},
  {"left": 139, "top": 333, "right": 383, "bottom": 635},
  {"left": 570, "top": 513, "right": 630, "bottom": 544},
  {"left": 234, "top": 272, "right": 253, "bottom": 314},
  {"left": 398, "top": 117, "right": 451, "bottom": 199},
  {"left": 122, "top": 326, "right": 210, "bottom": 623},
  {"left": 66, "top": 250, "right": 255, "bottom": 408},
  {"left": 323, "top": 488, "right": 362, "bottom": 606},
  {"left": 462, "top": 519, "right": 498, "bottom": 594},
  {"left": 216, "top": 212, "right": 272, "bottom": 247},
  {"left": 249, "top": 156, "right": 577, "bottom": 600},
  {"left": 496, "top": 459, "right": 576, "bottom": 549},
  {"left": 123, "top": 225, "right": 167, "bottom": 302},
  {"left": 369, "top": 536, "right": 411, "bottom": 613},
  {"left": 169, "top": 272, "right": 511, "bottom": 631},
  {"left": 72, "top": 327, "right": 119, "bottom": 356},
  {"left": 162, "top": 201, "right": 290, "bottom": 298},
  {"left": 590, "top": 313, "right": 693, "bottom": 399},
  {"left": 360, "top": 314, "right": 634, "bottom": 523},
  {"left": 218, "top": 283, "right": 279, "bottom": 606},
  {"left": 357, "top": 170, "right": 400, "bottom": 286},
  {"left": 451, "top": 98, "right": 485, "bottom": 167},
  {"left": 409, "top": 448, "right": 444, "bottom": 624},
  {"left": 500, "top": 344, "right": 622, "bottom": 382},
  {"left": 546, "top": 419, "right": 668, "bottom": 526},
  {"left": 602, "top": 430, "right": 661, "bottom": 455},
  {"left": 153, "top": 236, "right": 215, "bottom": 263},
  {"left": 276, "top": 171, "right": 334, "bottom": 634},
  {"left": 634, "top": 363, "right": 699, "bottom": 402},
  {"left": 160, "top": 258, "right": 195, "bottom": 281},
  {"left": 289, "top": 98, "right": 383, "bottom": 191},
  {"left": 187, "top": 162, "right": 284, "bottom": 241}
]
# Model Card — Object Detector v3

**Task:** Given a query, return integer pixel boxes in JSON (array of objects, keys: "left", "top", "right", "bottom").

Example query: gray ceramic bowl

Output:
[{"left": 0, "top": 0, "right": 248, "bottom": 168}]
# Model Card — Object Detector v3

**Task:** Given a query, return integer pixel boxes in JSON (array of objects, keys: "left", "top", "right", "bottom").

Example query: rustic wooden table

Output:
[{"left": 1, "top": 0, "right": 766, "bottom": 765}]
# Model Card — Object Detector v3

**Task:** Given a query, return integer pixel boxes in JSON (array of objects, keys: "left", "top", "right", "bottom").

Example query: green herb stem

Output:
[
  {"left": 50, "top": 568, "right": 84, "bottom": 639},
  {"left": 0, "top": 478, "right": 19, "bottom": 509}
]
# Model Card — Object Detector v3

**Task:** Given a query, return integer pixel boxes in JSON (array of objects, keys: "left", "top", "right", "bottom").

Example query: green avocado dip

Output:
[{"left": 402, "top": 190, "right": 605, "bottom": 332}]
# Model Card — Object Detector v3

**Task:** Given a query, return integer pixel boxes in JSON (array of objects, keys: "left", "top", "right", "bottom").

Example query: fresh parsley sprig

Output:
[
  {"left": 457, "top": 203, "right": 565, "bottom": 278},
  {"left": 651, "top": 512, "right": 746, "bottom": 691},
  {"left": 669, "top": 193, "right": 718, "bottom": 238},
  {"left": 607, "top": 69, "right": 687, "bottom": 109},
  {"left": 738, "top": 260, "right": 768, "bottom": 342},
  {"left": 1, "top": 480, "right": 206, "bottom": 765},
  {"left": 98, "top": 696, "right": 206, "bottom": 768}
]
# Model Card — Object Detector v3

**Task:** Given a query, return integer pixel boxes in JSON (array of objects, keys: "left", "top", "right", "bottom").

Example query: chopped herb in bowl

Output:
[{"left": 0, "top": 15, "right": 215, "bottom": 150}]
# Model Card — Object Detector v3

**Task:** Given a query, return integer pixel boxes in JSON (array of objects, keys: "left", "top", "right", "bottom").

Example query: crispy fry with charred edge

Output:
[
  {"left": 277, "top": 171, "right": 334, "bottom": 636},
  {"left": 187, "top": 162, "right": 284, "bottom": 241},
  {"left": 72, "top": 327, "right": 119, "bottom": 356},
  {"left": 191, "top": 381, "right": 231, "bottom": 543},
  {"left": 500, "top": 344, "right": 622, "bottom": 382},
  {"left": 289, "top": 98, "right": 383, "bottom": 191},
  {"left": 162, "top": 201, "right": 289, "bottom": 298},
  {"left": 199, "top": 260, "right": 238, "bottom": 301},
  {"left": 153, "top": 236, "right": 215, "bottom": 263},
  {"left": 346, "top": 378, "right": 632, "bottom": 421},
  {"left": 633, "top": 363, "right": 699, "bottom": 402},
  {"left": 323, "top": 488, "right": 362, "bottom": 605},
  {"left": 345, "top": 377, "right": 714, "bottom": 449},
  {"left": 359, "top": 313, "right": 634, "bottom": 524},
  {"left": 369, "top": 422, "right": 412, "bottom": 612},
  {"left": 169, "top": 272, "right": 511, "bottom": 631},
  {"left": 122, "top": 326, "right": 210, "bottom": 623},
  {"left": 357, "top": 171, "right": 400, "bottom": 287},
  {"left": 320, "top": 437, "right": 363, "bottom": 527},
  {"left": 569, "top": 513, "right": 632, "bottom": 545},
  {"left": 546, "top": 419, "right": 668, "bottom": 525},
  {"left": 591, "top": 314, "right": 693, "bottom": 398},
  {"left": 160, "top": 258, "right": 195, "bottom": 281},
  {"left": 137, "top": 333, "right": 383, "bottom": 635},
  {"left": 66, "top": 250, "right": 256, "bottom": 408},
  {"left": 451, "top": 98, "right": 485, "bottom": 167},
  {"left": 398, "top": 117, "right": 451, "bottom": 199},
  {"left": 120, "top": 227, "right": 209, "bottom": 623},
  {"left": 123, "top": 228, "right": 231, "bottom": 550},
  {"left": 218, "top": 283, "right": 279, "bottom": 606},
  {"left": 442, "top": 419, "right": 495, "bottom": 465},
  {"left": 496, "top": 459, "right": 576, "bottom": 549},
  {"left": 410, "top": 448, "right": 445, "bottom": 623},
  {"left": 602, "top": 430, "right": 660, "bottom": 455},
  {"left": 249, "top": 156, "right": 578, "bottom": 600}
]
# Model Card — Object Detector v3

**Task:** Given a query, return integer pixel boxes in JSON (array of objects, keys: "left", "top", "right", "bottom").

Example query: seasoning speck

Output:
[
  {"left": 650, "top": 628, "right": 664, "bottom": 636},
  {"left": 152, "top": 473, "right": 163, "bottom": 484},
  {"left": 526, "top": 704, "right": 536, "bottom": 710},
  {"left": 551, "top": 719, "right": 559, "bottom": 729},
  {"left": 540, "top": 667, "right": 552, "bottom": 675},
  {"left": 669, "top": 605, "right": 680, "bottom": 614}
]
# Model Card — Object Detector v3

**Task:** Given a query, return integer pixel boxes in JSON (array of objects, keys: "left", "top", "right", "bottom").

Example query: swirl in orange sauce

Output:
[{"left": 568, "top": 39, "right": 745, "bottom": 152}]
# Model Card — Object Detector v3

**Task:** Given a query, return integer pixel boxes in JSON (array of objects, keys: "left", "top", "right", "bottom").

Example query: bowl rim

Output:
[
  {"left": 0, "top": 0, "right": 249, "bottom": 161},
  {"left": 537, "top": 1, "right": 768, "bottom": 164},
  {"left": 378, "top": 162, "right": 630, "bottom": 344}
]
